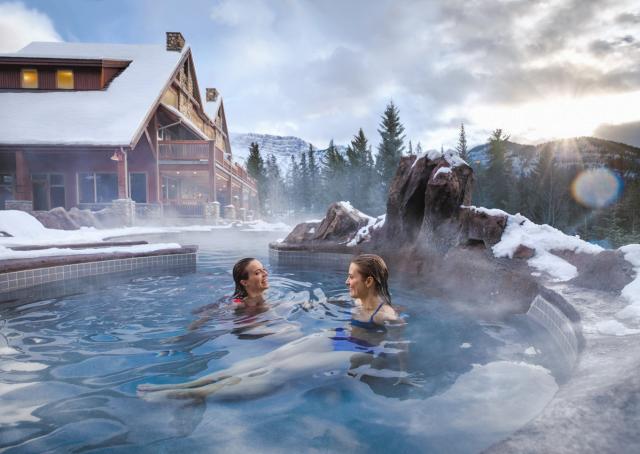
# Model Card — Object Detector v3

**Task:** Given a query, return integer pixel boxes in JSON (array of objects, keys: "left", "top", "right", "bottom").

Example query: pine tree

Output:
[
  {"left": 286, "top": 154, "right": 301, "bottom": 212},
  {"left": 322, "top": 139, "right": 347, "bottom": 206},
  {"left": 375, "top": 101, "right": 406, "bottom": 212},
  {"left": 307, "top": 144, "right": 319, "bottom": 212},
  {"left": 246, "top": 142, "right": 266, "bottom": 213},
  {"left": 299, "top": 150, "right": 311, "bottom": 211},
  {"left": 346, "top": 128, "right": 372, "bottom": 211},
  {"left": 485, "top": 129, "right": 511, "bottom": 210},
  {"left": 456, "top": 123, "right": 469, "bottom": 162},
  {"left": 265, "top": 154, "right": 285, "bottom": 216}
]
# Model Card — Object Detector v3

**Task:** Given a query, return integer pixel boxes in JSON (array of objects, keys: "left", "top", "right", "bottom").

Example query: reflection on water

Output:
[{"left": 0, "top": 231, "right": 563, "bottom": 453}]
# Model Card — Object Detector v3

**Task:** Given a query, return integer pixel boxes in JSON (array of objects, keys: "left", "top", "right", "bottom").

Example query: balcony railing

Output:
[
  {"left": 158, "top": 140, "right": 257, "bottom": 191},
  {"left": 159, "top": 140, "right": 209, "bottom": 160}
]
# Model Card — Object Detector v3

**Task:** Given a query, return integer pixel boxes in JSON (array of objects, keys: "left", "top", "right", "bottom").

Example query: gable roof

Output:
[{"left": 0, "top": 41, "right": 188, "bottom": 147}]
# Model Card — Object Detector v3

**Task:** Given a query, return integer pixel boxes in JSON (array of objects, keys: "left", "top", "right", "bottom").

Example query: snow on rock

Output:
[
  {"left": 460, "top": 343, "right": 472, "bottom": 349},
  {"left": 412, "top": 148, "right": 469, "bottom": 169},
  {"left": 434, "top": 166, "right": 452, "bottom": 177},
  {"left": 492, "top": 212, "right": 603, "bottom": 281},
  {"left": 616, "top": 244, "right": 640, "bottom": 320},
  {"left": 347, "top": 214, "right": 386, "bottom": 246}
]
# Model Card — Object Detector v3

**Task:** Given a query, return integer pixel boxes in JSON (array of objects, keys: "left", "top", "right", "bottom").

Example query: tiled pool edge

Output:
[
  {"left": 527, "top": 294, "right": 580, "bottom": 365},
  {"left": 0, "top": 252, "right": 197, "bottom": 298},
  {"left": 269, "top": 248, "right": 354, "bottom": 268}
]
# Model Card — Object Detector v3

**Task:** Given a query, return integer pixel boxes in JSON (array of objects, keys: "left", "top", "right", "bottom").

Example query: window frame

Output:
[{"left": 77, "top": 172, "right": 118, "bottom": 205}]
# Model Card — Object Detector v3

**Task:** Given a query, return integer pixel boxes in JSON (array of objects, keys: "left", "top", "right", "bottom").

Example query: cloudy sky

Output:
[{"left": 1, "top": 0, "right": 639, "bottom": 149}]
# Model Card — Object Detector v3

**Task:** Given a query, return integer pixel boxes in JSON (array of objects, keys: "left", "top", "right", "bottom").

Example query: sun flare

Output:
[{"left": 468, "top": 90, "right": 640, "bottom": 143}]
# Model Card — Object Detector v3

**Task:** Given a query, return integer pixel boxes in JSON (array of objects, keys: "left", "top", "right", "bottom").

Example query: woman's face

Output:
[
  {"left": 346, "top": 263, "right": 372, "bottom": 299},
  {"left": 241, "top": 260, "right": 269, "bottom": 296}
]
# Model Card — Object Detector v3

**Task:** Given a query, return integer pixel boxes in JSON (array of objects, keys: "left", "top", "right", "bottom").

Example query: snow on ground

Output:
[
  {"left": 0, "top": 211, "right": 291, "bottom": 260},
  {"left": 615, "top": 244, "right": 640, "bottom": 320},
  {"left": 488, "top": 209, "right": 604, "bottom": 281},
  {"left": 0, "top": 243, "right": 181, "bottom": 261}
]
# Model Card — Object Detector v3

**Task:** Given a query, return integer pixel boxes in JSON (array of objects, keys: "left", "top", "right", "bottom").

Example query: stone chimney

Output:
[
  {"left": 206, "top": 88, "right": 219, "bottom": 102},
  {"left": 166, "top": 32, "right": 185, "bottom": 52}
]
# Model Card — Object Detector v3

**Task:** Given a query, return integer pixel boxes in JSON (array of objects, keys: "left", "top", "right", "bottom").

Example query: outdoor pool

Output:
[{"left": 0, "top": 231, "right": 567, "bottom": 453}]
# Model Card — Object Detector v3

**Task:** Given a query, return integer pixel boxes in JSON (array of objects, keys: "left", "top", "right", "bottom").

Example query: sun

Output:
[{"left": 468, "top": 90, "right": 640, "bottom": 143}]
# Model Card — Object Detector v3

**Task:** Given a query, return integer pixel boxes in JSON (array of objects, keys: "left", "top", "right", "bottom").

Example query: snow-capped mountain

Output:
[
  {"left": 468, "top": 136, "right": 640, "bottom": 176},
  {"left": 229, "top": 132, "right": 347, "bottom": 171}
]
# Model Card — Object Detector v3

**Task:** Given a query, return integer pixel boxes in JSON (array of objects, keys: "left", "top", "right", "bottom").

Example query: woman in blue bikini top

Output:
[{"left": 346, "top": 254, "right": 398, "bottom": 329}]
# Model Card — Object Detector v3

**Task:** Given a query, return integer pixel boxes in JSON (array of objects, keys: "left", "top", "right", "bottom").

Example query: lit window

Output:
[
  {"left": 57, "top": 69, "right": 74, "bottom": 89},
  {"left": 21, "top": 69, "right": 38, "bottom": 89}
]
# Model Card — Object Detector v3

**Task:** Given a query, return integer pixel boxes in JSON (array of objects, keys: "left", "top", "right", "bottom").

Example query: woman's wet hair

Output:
[
  {"left": 351, "top": 254, "right": 392, "bottom": 305},
  {"left": 232, "top": 257, "right": 256, "bottom": 298}
]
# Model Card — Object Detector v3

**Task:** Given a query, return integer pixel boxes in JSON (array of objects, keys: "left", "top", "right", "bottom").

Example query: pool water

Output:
[{"left": 0, "top": 231, "right": 563, "bottom": 453}]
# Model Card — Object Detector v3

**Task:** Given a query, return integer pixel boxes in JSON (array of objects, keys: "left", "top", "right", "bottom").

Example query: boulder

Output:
[
  {"left": 313, "top": 202, "right": 371, "bottom": 243},
  {"left": 567, "top": 250, "right": 634, "bottom": 293},
  {"left": 459, "top": 207, "right": 509, "bottom": 248},
  {"left": 378, "top": 154, "right": 478, "bottom": 252},
  {"left": 68, "top": 207, "right": 101, "bottom": 228},
  {"left": 33, "top": 207, "right": 80, "bottom": 230},
  {"left": 283, "top": 221, "right": 320, "bottom": 244}
]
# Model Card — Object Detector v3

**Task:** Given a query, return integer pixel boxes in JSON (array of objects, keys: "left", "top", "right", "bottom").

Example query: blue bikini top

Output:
[{"left": 350, "top": 301, "right": 386, "bottom": 331}]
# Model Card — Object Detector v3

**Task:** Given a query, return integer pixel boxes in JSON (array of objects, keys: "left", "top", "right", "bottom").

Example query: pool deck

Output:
[{"left": 486, "top": 282, "right": 640, "bottom": 454}]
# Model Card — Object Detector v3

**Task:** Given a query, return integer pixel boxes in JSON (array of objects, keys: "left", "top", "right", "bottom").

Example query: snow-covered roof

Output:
[{"left": 0, "top": 42, "right": 188, "bottom": 147}]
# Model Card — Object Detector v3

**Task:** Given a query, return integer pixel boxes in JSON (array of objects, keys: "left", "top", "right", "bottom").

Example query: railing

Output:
[
  {"left": 159, "top": 140, "right": 209, "bottom": 160},
  {"left": 163, "top": 199, "right": 205, "bottom": 217},
  {"left": 159, "top": 140, "right": 258, "bottom": 191}
]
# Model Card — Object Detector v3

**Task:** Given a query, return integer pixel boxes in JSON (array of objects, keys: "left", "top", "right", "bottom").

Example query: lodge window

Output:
[
  {"left": 162, "top": 176, "right": 180, "bottom": 200},
  {"left": 0, "top": 174, "right": 14, "bottom": 210},
  {"left": 129, "top": 172, "right": 147, "bottom": 203},
  {"left": 56, "top": 69, "right": 74, "bottom": 89},
  {"left": 21, "top": 69, "right": 38, "bottom": 89},
  {"left": 78, "top": 172, "right": 118, "bottom": 204},
  {"left": 32, "top": 173, "right": 65, "bottom": 211}
]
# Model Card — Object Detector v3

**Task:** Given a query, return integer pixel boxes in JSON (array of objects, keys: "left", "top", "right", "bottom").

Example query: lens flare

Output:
[{"left": 571, "top": 168, "right": 622, "bottom": 208}]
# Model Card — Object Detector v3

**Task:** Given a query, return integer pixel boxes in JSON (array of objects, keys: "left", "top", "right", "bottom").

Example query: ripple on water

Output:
[{"left": 0, "top": 243, "right": 563, "bottom": 453}]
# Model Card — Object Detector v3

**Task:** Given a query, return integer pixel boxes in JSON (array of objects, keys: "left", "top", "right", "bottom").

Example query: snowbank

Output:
[
  {"left": 615, "top": 244, "right": 640, "bottom": 320},
  {"left": 491, "top": 211, "right": 603, "bottom": 281},
  {"left": 0, "top": 243, "right": 181, "bottom": 261},
  {"left": 0, "top": 210, "right": 290, "bottom": 261}
]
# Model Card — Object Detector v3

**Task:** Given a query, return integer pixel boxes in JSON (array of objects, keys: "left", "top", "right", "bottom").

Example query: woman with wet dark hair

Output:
[{"left": 231, "top": 257, "right": 269, "bottom": 308}]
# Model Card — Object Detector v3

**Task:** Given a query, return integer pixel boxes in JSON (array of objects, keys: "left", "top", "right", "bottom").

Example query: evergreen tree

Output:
[
  {"left": 265, "top": 153, "right": 285, "bottom": 216},
  {"left": 321, "top": 139, "right": 347, "bottom": 206},
  {"left": 346, "top": 128, "right": 373, "bottom": 212},
  {"left": 299, "top": 150, "right": 311, "bottom": 211},
  {"left": 375, "top": 101, "right": 406, "bottom": 212},
  {"left": 485, "top": 129, "right": 511, "bottom": 210},
  {"left": 307, "top": 144, "right": 319, "bottom": 212},
  {"left": 286, "top": 154, "right": 301, "bottom": 212},
  {"left": 408, "top": 140, "right": 414, "bottom": 156},
  {"left": 456, "top": 123, "right": 469, "bottom": 162},
  {"left": 246, "top": 142, "right": 267, "bottom": 213}
]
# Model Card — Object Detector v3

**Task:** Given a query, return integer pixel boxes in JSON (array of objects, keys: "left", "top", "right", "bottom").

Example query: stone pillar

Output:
[
  {"left": 115, "top": 149, "right": 129, "bottom": 199},
  {"left": 226, "top": 178, "right": 232, "bottom": 207},
  {"left": 239, "top": 207, "right": 246, "bottom": 222},
  {"left": 224, "top": 204, "right": 236, "bottom": 220},
  {"left": 205, "top": 201, "right": 220, "bottom": 224},
  {"left": 14, "top": 150, "right": 32, "bottom": 201},
  {"left": 112, "top": 199, "right": 136, "bottom": 226}
]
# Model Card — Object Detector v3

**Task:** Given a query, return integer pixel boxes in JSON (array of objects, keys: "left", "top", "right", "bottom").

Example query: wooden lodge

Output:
[{"left": 0, "top": 32, "right": 258, "bottom": 222}]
